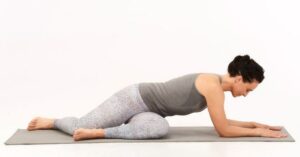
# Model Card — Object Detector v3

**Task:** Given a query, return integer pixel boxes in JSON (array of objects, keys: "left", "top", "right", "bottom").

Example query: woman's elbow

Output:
[
  {"left": 215, "top": 126, "right": 230, "bottom": 137},
  {"left": 217, "top": 131, "right": 228, "bottom": 137}
]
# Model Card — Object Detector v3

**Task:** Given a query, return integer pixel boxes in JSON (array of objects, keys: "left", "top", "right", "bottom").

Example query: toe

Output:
[
  {"left": 27, "top": 127, "right": 33, "bottom": 131},
  {"left": 73, "top": 135, "right": 81, "bottom": 141},
  {"left": 29, "top": 119, "right": 38, "bottom": 125},
  {"left": 74, "top": 130, "right": 80, "bottom": 135},
  {"left": 27, "top": 125, "right": 34, "bottom": 130}
]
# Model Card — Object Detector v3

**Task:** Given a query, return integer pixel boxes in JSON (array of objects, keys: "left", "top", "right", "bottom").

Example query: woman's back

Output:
[{"left": 138, "top": 73, "right": 220, "bottom": 117}]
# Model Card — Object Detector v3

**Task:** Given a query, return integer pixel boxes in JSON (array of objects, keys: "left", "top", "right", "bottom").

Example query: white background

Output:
[{"left": 0, "top": 0, "right": 299, "bottom": 156}]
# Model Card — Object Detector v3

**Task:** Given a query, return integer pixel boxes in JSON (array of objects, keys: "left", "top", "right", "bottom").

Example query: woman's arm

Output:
[
  {"left": 228, "top": 119, "right": 283, "bottom": 131},
  {"left": 222, "top": 125, "right": 287, "bottom": 138},
  {"left": 204, "top": 83, "right": 286, "bottom": 138},
  {"left": 205, "top": 88, "right": 261, "bottom": 137},
  {"left": 227, "top": 119, "right": 255, "bottom": 128}
]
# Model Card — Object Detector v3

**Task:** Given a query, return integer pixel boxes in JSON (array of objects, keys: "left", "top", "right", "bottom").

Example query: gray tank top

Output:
[{"left": 138, "top": 73, "right": 212, "bottom": 117}]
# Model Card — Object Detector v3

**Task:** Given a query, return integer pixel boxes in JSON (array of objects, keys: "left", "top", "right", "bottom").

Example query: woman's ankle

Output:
[{"left": 94, "top": 129, "right": 105, "bottom": 138}]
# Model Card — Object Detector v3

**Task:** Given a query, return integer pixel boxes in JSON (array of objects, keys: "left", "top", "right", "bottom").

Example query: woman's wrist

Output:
[{"left": 254, "top": 128, "right": 263, "bottom": 136}]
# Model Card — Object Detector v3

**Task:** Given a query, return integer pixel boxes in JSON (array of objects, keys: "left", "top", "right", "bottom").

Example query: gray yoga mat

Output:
[{"left": 4, "top": 126, "right": 295, "bottom": 145}]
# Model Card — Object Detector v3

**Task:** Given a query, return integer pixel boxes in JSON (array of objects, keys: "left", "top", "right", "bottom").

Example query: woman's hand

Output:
[
  {"left": 252, "top": 122, "right": 282, "bottom": 131},
  {"left": 255, "top": 128, "right": 288, "bottom": 138}
]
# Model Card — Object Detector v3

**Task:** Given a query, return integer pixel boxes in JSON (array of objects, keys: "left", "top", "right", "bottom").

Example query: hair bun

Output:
[
  {"left": 233, "top": 55, "right": 251, "bottom": 63},
  {"left": 227, "top": 54, "right": 264, "bottom": 83}
]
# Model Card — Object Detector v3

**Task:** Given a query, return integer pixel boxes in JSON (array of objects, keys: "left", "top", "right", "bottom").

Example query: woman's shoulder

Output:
[
  {"left": 195, "top": 73, "right": 221, "bottom": 85},
  {"left": 195, "top": 73, "right": 223, "bottom": 97}
]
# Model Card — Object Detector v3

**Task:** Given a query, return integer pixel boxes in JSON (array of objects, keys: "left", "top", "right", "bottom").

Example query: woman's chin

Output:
[{"left": 231, "top": 92, "right": 236, "bottom": 97}]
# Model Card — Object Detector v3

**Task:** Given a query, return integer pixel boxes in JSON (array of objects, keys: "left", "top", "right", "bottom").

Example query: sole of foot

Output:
[{"left": 27, "top": 117, "right": 55, "bottom": 131}]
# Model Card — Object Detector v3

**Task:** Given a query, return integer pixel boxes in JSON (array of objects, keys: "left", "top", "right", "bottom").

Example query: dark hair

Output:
[{"left": 227, "top": 55, "right": 265, "bottom": 83}]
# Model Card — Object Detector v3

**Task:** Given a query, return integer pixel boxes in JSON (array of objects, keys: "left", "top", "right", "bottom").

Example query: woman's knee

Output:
[
  {"left": 153, "top": 117, "right": 169, "bottom": 138},
  {"left": 132, "top": 112, "right": 169, "bottom": 138}
]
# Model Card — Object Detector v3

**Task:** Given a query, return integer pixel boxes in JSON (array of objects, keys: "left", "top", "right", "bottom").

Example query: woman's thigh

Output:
[{"left": 77, "top": 84, "right": 150, "bottom": 129}]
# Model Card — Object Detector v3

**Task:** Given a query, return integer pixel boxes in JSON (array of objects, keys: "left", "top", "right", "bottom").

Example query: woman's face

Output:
[{"left": 231, "top": 76, "right": 259, "bottom": 97}]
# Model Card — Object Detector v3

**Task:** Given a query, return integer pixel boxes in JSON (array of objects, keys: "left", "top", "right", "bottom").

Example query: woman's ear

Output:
[
  {"left": 236, "top": 75, "right": 243, "bottom": 83},
  {"left": 234, "top": 76, "right": 238, "bottom": 83}
]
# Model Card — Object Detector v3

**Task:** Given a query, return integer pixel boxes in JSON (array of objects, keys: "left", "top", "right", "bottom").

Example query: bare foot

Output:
[
  {"left": 27, "top": 117, "right": 56, "bottom": 131},
  {"left": 73, "top": 128, "right": 105, "bottom": 141}
]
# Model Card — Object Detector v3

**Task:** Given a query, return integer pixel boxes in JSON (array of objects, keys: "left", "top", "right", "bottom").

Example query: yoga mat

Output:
[{"left": 4, "top": 126, "right": 295, "bottom": 145}]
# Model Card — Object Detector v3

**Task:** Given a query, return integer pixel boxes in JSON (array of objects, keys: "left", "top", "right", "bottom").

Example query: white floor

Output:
[{"left": 1, "top": 142, "right": 299, "bottom": 157}]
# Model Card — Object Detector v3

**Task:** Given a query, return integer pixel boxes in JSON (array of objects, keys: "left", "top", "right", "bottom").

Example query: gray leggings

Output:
[{"left": 53, "top": 84, "right": 169, "bottom": 139}]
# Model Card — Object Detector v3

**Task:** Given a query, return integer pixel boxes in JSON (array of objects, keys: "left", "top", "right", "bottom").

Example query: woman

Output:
[{"left": 27, "top": 55, "right": 287, "bottom": 141}]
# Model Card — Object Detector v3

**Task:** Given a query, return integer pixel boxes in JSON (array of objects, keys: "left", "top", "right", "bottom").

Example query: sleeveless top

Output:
[{"left": 138, "top": 73, "right": 217, "bottom": 117}]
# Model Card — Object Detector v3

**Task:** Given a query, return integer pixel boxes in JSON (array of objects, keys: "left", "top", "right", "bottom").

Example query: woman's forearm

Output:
[
  {"left": 227, "top": 119, "right": 255, "bottom": 128},
  {"left": 220, "top": 125, "right": 260, "bottom": 137}
]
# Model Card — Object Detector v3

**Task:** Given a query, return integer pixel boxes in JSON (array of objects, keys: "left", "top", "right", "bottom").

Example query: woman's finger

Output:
[
  {"left": 261, "top": 128, "right": 287, "bottom": 138},
  {"left": 269, "top": 126, "right": 282, "bottom": 131},
  {"left": 277, "top": 132, "right": 288, "bottom": 138}
]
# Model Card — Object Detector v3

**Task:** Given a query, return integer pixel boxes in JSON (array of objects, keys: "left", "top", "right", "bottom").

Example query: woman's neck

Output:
[{"left": 220, "top": 73, "right": 234, "bottom": 92}]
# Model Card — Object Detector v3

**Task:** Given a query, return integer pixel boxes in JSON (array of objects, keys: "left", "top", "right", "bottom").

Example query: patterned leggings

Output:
[{"left": 53, "top": 84, "right": 169, "bottom": 139}]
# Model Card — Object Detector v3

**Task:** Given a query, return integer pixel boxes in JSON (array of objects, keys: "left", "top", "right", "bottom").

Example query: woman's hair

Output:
[{"left": 227, "top": 55, "right": 265, "bottom": 83}]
